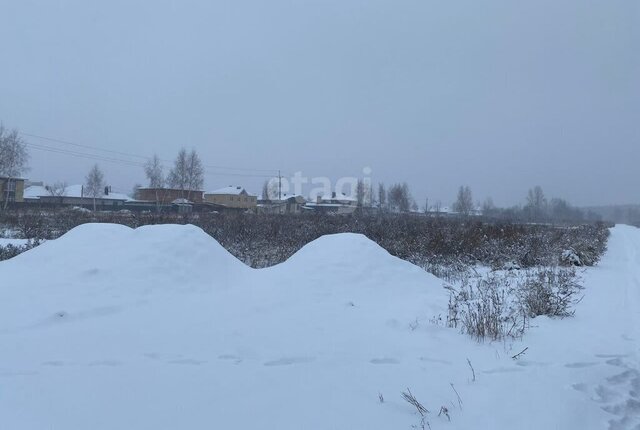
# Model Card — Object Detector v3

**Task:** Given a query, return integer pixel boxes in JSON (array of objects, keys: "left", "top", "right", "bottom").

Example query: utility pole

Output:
[{"left": 278, "top": 170, "right": 282, "bottom": 200}]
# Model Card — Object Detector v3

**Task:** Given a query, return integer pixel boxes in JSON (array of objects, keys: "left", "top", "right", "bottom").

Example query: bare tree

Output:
[
  {"left": 388, "top": 182, "right": 411, "bottom": 213},
  {"left": 261, "top": 180, "right": 270, "bottom": 202},
  {"left": 186, "top": 150, "right": 204, "bottom": 195},
  {"left": 47, "top": 181, "right": 67, "bottom": 204},
  {"left": 167, "top": 149, "right": 188, "bottom": 191},
  {"left": 526, "top": 185, "right": 547, "bottom": 221},
  {"left": 378, "top": 183, "right": 387, "bottom": 211},
  {"left": 144, "top": 154, "right": 166, "bottom": 210},
  {"left": 0, "top": 126, "right": 29, "bottom": 210},
  {"left": 85, "top": 164, "right": 105, "bottom": 211},
  {"left": 168, "top": 149, "right": 203, "bottom": 199},
  {"left": 453, "top": 185, "right": 474, "bottom": 215},
  {"left": 482, "top": 197, "right": 496, "bottom": 217},
  {"left": 549, "top": 197, "right": 584, "bottom": 222},
  {"left": 368, "top": 184, "right": 376, "bottom": 207},
  {"left": 356, "top": 179, "right": 366, "bottom": 207},
  {"left": 144, "top": 154, "right": 164, "bottom": 188},
  {"left": 47, "top": 181, "right": 67, "bottom": 197}
]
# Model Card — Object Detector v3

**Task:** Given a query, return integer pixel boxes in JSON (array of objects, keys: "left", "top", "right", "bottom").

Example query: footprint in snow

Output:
[
  {"left": 263, "top": 357, "right": 315, "bottom": 367},
  {"left": 572, "top": 383, "right": 589, "bottom": 393},
  {"left": 370, "top": 358, "right": 399, "bottom": 365},
  {"left": 218, "top": 354, "right": 243, "bottom": 364},
  {"left": 576, "top": 355, "right": 640, "bottom": 429},
  {"left": 88, "top": 360, "right": 122, "bottom": 367},
  {"left": 514, "top": 360, "right": 551, "bottom": 367},
  {"left": 168, "top": 358, "right": 207, "bottom": 366},
  {"left": 565, "top": 362, "right": 599, "bottom": 369},
  {"left": 595, "top": 353, "right": 628, "bottom": 359},
  {"left": 144, "top": 352, "right": 181, "bottom": 361},
  {"left": 419, "top": 357, "right": 452, "bottom": 365},
  {"left": 42, "top": 360, "right": 67, "bottom": 367},
  {"left": 482, "top": 367, "right": 524, "bottom": 375}
]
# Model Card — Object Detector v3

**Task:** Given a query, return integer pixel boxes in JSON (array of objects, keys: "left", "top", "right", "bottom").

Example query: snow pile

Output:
[
  {"left": 561, "top": 248, "right": 583, "bottom": 266},
  {"left": 0, "top": 224, "right": 638, "bottom": 429}
]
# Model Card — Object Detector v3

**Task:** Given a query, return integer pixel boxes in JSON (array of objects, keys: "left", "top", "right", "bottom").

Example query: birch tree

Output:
[
  {"left": 85, "top": 164, "right": 105, "bottom": 211},
  {"left": 0, "top": 126, "right": 29, "bottom": 209}
]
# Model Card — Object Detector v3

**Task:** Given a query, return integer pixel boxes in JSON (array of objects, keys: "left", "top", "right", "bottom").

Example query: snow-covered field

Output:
[{"left": 0, "top": 224, "right": 638, "bottom": 429}]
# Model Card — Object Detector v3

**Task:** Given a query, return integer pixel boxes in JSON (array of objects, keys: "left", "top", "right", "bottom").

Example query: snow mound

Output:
[
  {"left": 278, "top": 233, "right": 432, "bottom": 282},
  {"left": 3, "top": 224, "right": 636, "bottom": 429},
  {"left": 5, "top": 223, "right": 246, "bottom": 281},
  {"left": 0, "top": 224, "right": 248, "bottom": 330},
  {"left": 286, "top": 233, "right": 399, "bottom": 266}
]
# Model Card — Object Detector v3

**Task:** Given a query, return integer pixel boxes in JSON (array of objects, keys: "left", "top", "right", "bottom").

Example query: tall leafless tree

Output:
[
  {"left": 261, "top": 180, "right": 270, "bottom": 202},
  {"left": 368, "top": 184, "right": 376, "bottom": 207},
  {"left": 388, "top": 182, "right": 411, "bottom": 213},
  {"left": 0, "top": 126, "right": 29, "bottom": 210},
  {"left": 453, "top": 185, "right": 474, "bottom": 215},
  {"left": 167, "top": 149, "right": 189, "bottom": 191},
  {"left": 144, "top": 154, "right": 166, "bottom": 209},
  {"left": 144, "top": 154, "right": 165, "bottom": 188},
  {"left": 378, "top": 183, "right": 387, "bottom": 211},
  {"left": 356, "top": 179, "right": 366, "bottom": 207},
  {"left": 185, "top": 150, "right": 204, "bottom": 195},
  {"left": 526, "top": 185, "right": 547, "bottom": 221},
  {"left": 168, "top": 149, "right": 204, "bottom": 200},
  {"left": 482, "top": 197, "right": 496, "bottom": 217},
  {"left": 85, "top": 164, "right": 105, "bottom": 211}
]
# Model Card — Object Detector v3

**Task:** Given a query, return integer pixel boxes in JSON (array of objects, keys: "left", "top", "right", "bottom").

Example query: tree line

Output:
[{"left": 0, "top": 125, "right": 603, "bottom": 222}]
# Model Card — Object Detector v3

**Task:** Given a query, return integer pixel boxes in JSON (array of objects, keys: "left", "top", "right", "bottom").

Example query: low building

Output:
[
  {"left": 135, "top": 187, "right": 204, "bottom": 204},
  {"left": 258, "top": 194, "right": 307, "bottom": 214},
  {"left": 0, "top": 177, "right": 25, "bottom": 204},
  {"left": 204, "top": 186, "right": 257, "bottom": 209},
  {"left": 304, "top": 191, "right": 358, "bottom": 214},
  {"left": 23, "top": 184, "right": 130, "bottom": 209}
]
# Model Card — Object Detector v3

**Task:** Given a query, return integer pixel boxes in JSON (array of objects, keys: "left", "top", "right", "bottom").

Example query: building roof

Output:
[
  {"left": 137, "top": 187, "right": 203, "bottom": 192},
  {"left": 24, "top": 184, "right": 132, "bottom": 201},
  {"left": 311, "top": 191, "right": 357, "bottom": 202},
  {"left": 265, "top": 193, "right": 306, "bottom": 202},
  {"left": 206, "top": 186, "right": 252, "bottom": 196}
]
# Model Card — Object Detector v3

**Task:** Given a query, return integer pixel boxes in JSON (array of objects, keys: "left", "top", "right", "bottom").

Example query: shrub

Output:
[{"left": 446, "top": 267, "right": 582, "bottom": 341}]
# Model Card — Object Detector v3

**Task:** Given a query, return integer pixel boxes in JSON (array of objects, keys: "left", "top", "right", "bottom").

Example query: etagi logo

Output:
[{"left": 265, "top": 167, "right": 373, "bottom": 200}]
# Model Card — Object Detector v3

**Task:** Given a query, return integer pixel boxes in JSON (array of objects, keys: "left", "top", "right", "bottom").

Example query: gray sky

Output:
[{"left": 1, "top": 0, "right": 638, "bottom": 207}]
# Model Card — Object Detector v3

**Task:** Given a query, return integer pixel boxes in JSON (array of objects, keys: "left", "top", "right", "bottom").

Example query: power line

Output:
[
  {"left": 22, "top": 132, "right": 278, "bottom": 175},
  {"left": 25, "top": 143, "right": 146, "bottom": 168},
  {"left": 25, "top": 141, "right": 277, "bottom": 178},
  {"left": 22, "top": 132, "right": 150, "bottom": 161}
]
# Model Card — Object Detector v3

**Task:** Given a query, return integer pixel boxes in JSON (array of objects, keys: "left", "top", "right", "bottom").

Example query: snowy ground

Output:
[
  {"left": 0, "top": 238, "right": 29, "bottom": 247},
  {"left": 0, "top": 224, "right": 638, "bottom": 429}
]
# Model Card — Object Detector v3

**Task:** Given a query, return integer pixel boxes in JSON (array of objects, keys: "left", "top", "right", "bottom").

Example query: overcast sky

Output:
[{"left": 1, "top": 0, "right": 638, "bottom": 207}]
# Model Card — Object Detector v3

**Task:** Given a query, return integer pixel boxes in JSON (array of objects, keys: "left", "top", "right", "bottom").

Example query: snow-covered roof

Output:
[
  {"left": 265, "top": 193, "right": 306, "bottom": 202},
  {"left": 206, "top": 186, "right": 252, "bottom": 196},
  {"left": 23, "top": 185, "right": 48, "bottom": 199},
  {"left": 308, "top": 190, "right": 357, "bottom": 202},
  {"left": 23, "top": 184, "right": 131, "bottom": 201}
]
